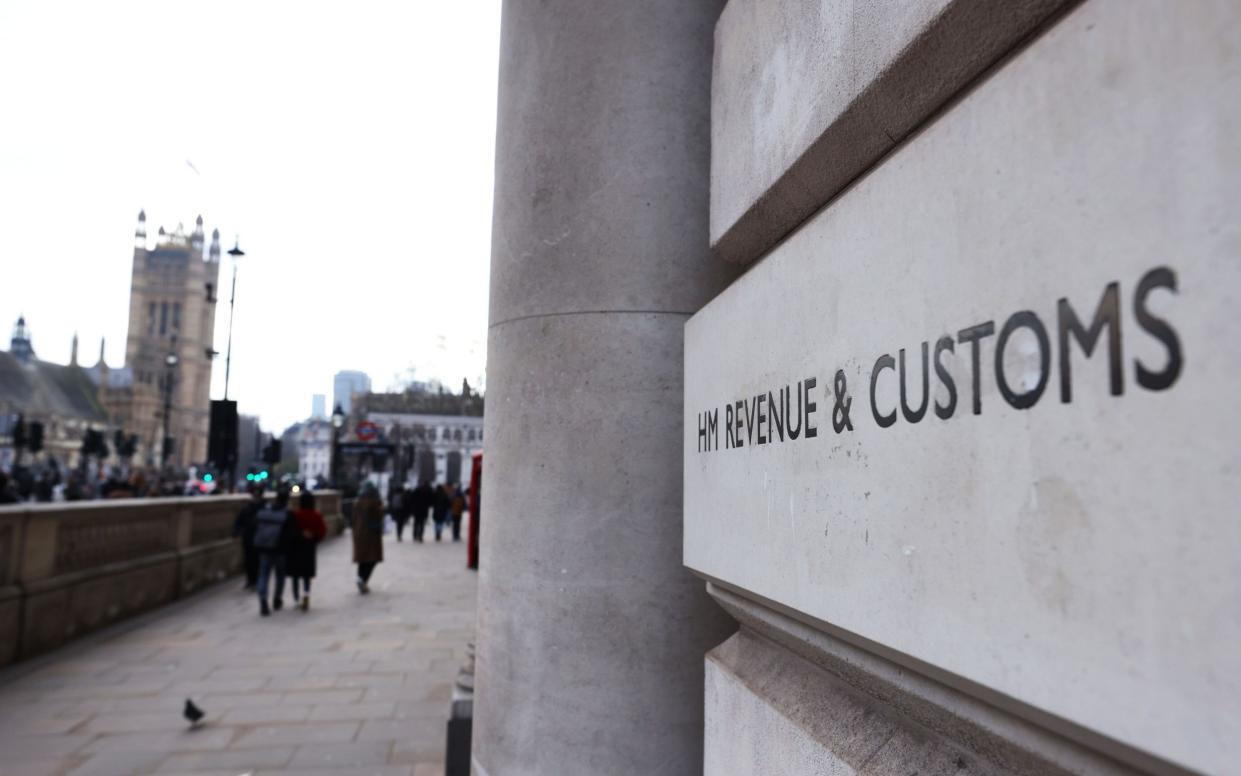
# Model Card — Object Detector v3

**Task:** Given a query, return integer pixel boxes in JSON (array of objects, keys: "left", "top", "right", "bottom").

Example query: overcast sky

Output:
[{"left": 0, "top": 1, "right": 500, "bottom": 433}]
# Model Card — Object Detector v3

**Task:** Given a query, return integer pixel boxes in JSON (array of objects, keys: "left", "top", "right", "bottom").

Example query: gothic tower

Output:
[{"left": 123, "top": 210, "right": 220, "bottom": 466}]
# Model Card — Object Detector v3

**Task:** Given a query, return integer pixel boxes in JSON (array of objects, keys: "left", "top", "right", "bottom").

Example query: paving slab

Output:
[{"left": 0, "top": 528, "right": 477, "bottom": 774}]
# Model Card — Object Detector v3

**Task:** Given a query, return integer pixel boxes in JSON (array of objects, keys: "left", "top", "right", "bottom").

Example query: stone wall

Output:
[
  {"left": 689, "top": 1, "right": 1238, "bottom": 774},
  {"left": 0, "top": 490, "right": 343, "bottom": 667}
]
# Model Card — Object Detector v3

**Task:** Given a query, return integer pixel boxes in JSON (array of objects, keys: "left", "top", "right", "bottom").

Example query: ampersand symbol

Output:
[{"left": 833, "top": 369, "right": 853, "bottom": 433}]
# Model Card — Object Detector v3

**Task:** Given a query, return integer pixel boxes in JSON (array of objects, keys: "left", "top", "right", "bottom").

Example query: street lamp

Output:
[
  {"left": 224, "top": 240, "right": 244, "bottom": 400},
  {"left": 162, "top": 350, "right": 179, "bottom": 466},
  {"left": 330, "top": 403, "right": 345, "bottom": 488}
]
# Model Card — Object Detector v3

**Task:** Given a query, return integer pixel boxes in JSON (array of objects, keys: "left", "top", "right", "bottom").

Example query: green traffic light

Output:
[
  {"left": 246, "top": 473, "right": 255, "bottom": 481},
  {"left": 203, "top": 473, "right": 213, "bottom": 482}
]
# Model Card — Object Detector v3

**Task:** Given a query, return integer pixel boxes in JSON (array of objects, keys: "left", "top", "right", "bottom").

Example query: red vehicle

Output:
[{"left": 468, "top": 452, "right": 482, "bottom": 570}]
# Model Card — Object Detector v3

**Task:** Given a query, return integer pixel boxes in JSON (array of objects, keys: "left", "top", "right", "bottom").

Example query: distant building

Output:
[
  {"left": 350, "top": 381, "right": 484, "bottom": 488},
  {"left": 333, "top": 370, "right": 371, "bottom": 413},
  {"left": 296, "top": 418, "right": 333, "bottom": 484},
  {"left": 311, "top": 394, "right": 326, "bottom": 419},
  {"left": 0, "top": 317, "right": 108, "bottom": 470},
  {"left": 237, "top": 414, "right": 262, "bottom": 467}
]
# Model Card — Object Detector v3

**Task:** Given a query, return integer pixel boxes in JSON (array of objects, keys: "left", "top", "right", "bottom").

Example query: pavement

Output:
[{"left": 0, "top": 522, "right": 478, "bottom": 776}]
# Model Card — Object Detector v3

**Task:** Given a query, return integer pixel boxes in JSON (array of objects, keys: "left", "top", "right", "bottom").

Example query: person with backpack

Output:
[
  {"left": 253, "top": 488, "right": 299, "bottom": 616},
  {"left": 288, "top": 490, "right": 328, "bottom": 611}
]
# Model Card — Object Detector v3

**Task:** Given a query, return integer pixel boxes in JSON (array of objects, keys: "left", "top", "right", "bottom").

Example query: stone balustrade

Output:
[{"left": 0, "top": 490, "right": 343, "bottom": 667}]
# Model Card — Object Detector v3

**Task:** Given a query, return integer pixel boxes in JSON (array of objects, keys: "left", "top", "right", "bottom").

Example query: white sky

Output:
[{"left": 0, "top": 0, "right": 500, "bottom": 433}]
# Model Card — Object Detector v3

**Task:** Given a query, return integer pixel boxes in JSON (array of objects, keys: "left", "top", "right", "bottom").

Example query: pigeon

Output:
[{"left": 183, "top": 699, "right": 205, "bottom": 728}]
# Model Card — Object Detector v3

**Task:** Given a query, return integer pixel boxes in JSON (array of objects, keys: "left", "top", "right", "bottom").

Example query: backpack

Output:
[{"left": 253, "top": 506, "right": 287, "bottom": 550}]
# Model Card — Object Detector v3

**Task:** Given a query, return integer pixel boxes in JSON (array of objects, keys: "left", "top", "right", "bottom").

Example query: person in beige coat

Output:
[{"left": 351, "top": 482, "right": 385, "bottom": 593}]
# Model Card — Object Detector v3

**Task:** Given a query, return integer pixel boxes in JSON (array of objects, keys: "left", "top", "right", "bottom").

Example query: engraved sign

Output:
[{"left": 683, "top": 12, "right": 1240, "bottom": 771}]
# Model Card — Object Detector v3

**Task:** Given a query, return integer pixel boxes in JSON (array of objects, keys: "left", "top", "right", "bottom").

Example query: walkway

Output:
[{"left": 0, "top": 524, "right": 477, "bottom": 776}]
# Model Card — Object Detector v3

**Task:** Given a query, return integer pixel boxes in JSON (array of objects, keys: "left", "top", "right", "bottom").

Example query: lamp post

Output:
[
  {"left": 331, "top": 404, "right": 345, "bottom": 488},
  {"left": 162, "top": 349, "right": 179, "bottom": 466},
  {"left": 224, "top": 240, "right": 244, "bottom": 400}
]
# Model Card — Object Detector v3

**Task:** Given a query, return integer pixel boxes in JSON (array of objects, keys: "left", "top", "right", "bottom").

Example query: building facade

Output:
[
  {"left": 474, "top": 3, "right": 1239, "bottom": 776},
  {"left": 0, "top": 318, "right": 108, "bottom": 471},
  {"left": 117, "top": 212, "right": 220, "bottom": 467},
  {"left": 333, "top": 370, "right": 371, "bottom": 414},
  {"left": 296, "top": 417, "right": 332, "bottom": 484},
  {"left": 351, "top": 387, "right": 483, "bottom": 489}
]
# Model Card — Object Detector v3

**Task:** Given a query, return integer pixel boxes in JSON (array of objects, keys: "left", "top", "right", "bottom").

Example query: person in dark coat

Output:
[
  {"left": 449, "top": 484, "right": 466, "bottom": 542},
  {"left": 410, "top": 480, "right": 433, "bottom": 542},
  {"left": 351, "top": 482, "right": 385, "bottom": 593},
  {"left": 288, "top": 490, "right": 328, "bottom": 611},
  {"left": 432, "top": 483, "right": 450, "bottom": 542},
  {"left": 232, "top": 484, "right": 264, "bottom": 590},
  {"left": 253, "top": 489, "right": 299, "bottom": 616},
  {"left": 390, "top": 486, "right": 410, "bottom": 542}
]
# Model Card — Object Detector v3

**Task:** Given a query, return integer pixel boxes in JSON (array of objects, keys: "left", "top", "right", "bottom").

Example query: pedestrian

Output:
[
  {"left": 352, "top": 481, "right": 385, "bottom": 593},
  {"left": 0, "top": 471, "right": 18, "bottom": 504},
  {"left": 253, "top": 488, "right": 298, "bottom": 616},
  {"left": 391, "top": 486, "right": 410, "bottom": 542},
  {"left": 432, "top": 483, "right": 450, "bottom": 542},
  {"left": 449, "top": 483, "right": 466, "bottom": 542},
  {"left": 288, "top": 490, "right": 328, "bottom": 611},
  {"left": 411, "top": 480, "right": 433, "bottom": 542},
  {"left": 232, "top": 484, "right": 264, "bottom": 590}
]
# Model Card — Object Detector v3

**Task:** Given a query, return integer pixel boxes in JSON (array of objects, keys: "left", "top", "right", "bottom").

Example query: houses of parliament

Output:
[{"left": 1, "top": 211, "right": 221, "bottom": 469}]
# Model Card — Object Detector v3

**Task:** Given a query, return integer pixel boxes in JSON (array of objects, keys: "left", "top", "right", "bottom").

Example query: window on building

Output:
[
  {"left": 159, "top": 302, "right": 168, "bottom": 335},
  {"left": 147, "top": 302, "right": 156, "bottom": 334},
  {"left": 205, "top": 282, "right": 215, "bottom": 302},
  {"left": 172, "top": 303, "right": 181, "bottom": 331}
]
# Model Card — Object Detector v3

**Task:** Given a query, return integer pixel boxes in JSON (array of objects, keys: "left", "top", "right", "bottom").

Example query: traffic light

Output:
[
  {"left": 12, "top": 415, "right": 26, "bottom": 449},
  {"left": 208, "top": 400, "right": 238, "bottom": 468},
  {"left": 262, "top": 439, "right": 282, "bottom": 465}
]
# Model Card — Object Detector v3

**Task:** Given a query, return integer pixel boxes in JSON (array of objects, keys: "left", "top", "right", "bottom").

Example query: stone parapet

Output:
[{"left": 0, "top": 490, "right": 344, "bottom": 666}]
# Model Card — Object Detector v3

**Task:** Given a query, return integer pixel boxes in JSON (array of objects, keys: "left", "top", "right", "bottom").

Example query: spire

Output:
[
  {"left": 70, "top": 331, "right": 79, "bottom": 366},
  {"left": 10, "top": 316, "right": 34, "bottom": 364},
  {"left": 98, "top": 337, "right": 107, "bottom": 368},
  {"left": 208, "top": 227, "right": 221, "bottom": 262},
  {"left": 191, "top": 214, "right": 205, "bottom": 253},
  {"left": 135, "top": 209, "right": 147, "bottom": 249}
]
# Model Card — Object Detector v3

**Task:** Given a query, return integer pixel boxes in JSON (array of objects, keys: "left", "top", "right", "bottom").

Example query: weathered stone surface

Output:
[
  {"left": 686, "top": 2, "right": 1241, "bottom": 773},
  {"left": 710, "top": 0, "right": 1072, "bottom": 265},
  {"left": 706, "top": 630, "right": 1005, "bottom": 776},
  {"left": 486, "top": 0, "right": 737, "bottom": 326},
  {"left": 475, "top": 1, "right": 738, "bottom": 774},
  {"left": 478, "top": 313, "right": 736, "bottom": 775}
]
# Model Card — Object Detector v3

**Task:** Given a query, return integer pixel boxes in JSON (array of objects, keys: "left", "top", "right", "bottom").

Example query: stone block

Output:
[
  {"left": 0, "top": 584, "right": 20, "bottom": 666},
  {"left": 687, "top": 1, "right": 1241, "bottom": 773},
  {"left": 477, "top": 312, "right": 735, "bottom": 775},
  {"left": 487, "top": 0, "right": 736, "bottom": 325},
  {"left": 705, "top": 630, "right": 999, "bottom": 776},
  {"left": 710, "top": 0, "right": 1071, "bottom": 264},
  {"left": 177, "top": 540, "right": 238, "bottom": 596},
  {"left": 21, "top": 555, "right": 178, "bottom": 658}
]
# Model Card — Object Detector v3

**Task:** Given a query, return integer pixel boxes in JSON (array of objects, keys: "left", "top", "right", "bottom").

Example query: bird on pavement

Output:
[{"left": 183, "top": 699, "right": 205, "bottom": 728}]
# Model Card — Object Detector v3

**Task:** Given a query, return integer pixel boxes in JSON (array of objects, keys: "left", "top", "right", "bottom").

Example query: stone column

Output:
[{"left": 474, "top": 2, "right": 737, "bottom": 774}]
